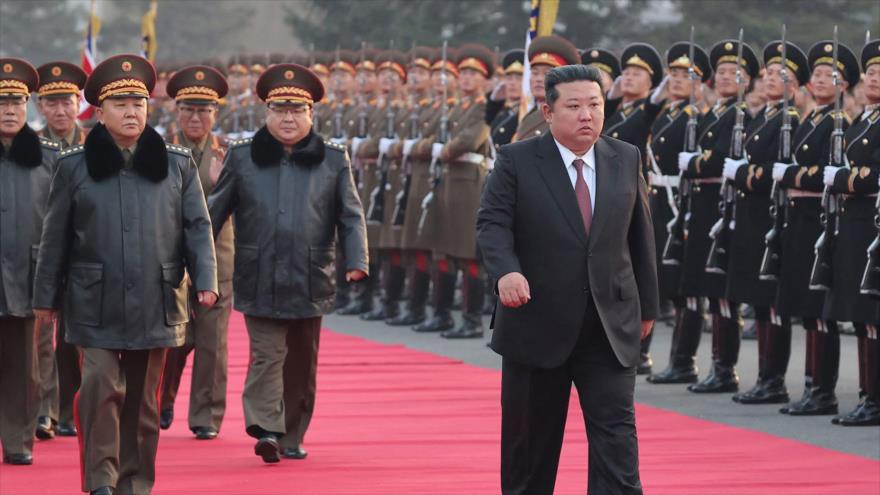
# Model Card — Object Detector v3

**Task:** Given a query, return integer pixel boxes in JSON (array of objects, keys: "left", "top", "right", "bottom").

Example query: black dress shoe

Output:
[
  {"left": 56, "top": 423, "right": 78, "bottom": 437},
  {"left": 386, "top": 310, "right": 426, "bottom": 326},
  {"left": 786, "top": 390, "right": 838, "bottom": 416},
  {"left": 733, "top": 378, "right": 790, "bottom": 404},
  {"left": 336, "top": 298, "right": 373, "bottom": 316},
  {"left": 687, "top": 366, "right": 739, "bottom": 394},
  {"left": 636, "top": 355, "right": 653, "bottom": 375},
  {"left": 90, "top": 486, "right": 114, "bottom": 495},
  {"left": 35, "top": 416, "right": 55, "bottom": 440},
  {"left": 282, "top": 447, "right": 308, "bottom": 459},
  {"left": 2, "top": 453, "right": 33, "bottom": 465},
  {"left": 833, "top": 398, "right": 880, "bottom": 426},
  {"left": 254, "top": 435, "right": 280, "bottom": 463},
  {"left": 440, "top": 325, "right": 483, "bottom": 339},
  {"left": 780, "top": 387, "right": 814, "bottom": 414},
  {"left": 412, "top": 314, "right": 455, "bottom": 333},
  {"left": 360, "top": 304, "right": 399, "bottom": 321},
  {"left": 192, "top": 426, "right": 218, "bottom": 440},
  {"left": 159, "top": 408, "right": 173, "bottom": 430},
  {"left": 647, "top": 366, "right": 699, "bottom": 384}
]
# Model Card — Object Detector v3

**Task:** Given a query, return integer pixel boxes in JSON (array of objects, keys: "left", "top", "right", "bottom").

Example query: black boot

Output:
[
  {"left": 362, "top": 261, "right": 403, "bottom": 321},
  {"left": 742, "top": 320, "right": 757, "bottom": 340},
  {"left": 736, "top": 319, "right": 790, "bottom": 404},
  {"left": 834, "top": 334, "right": 879, "bottom": 426},
  {"left": 159, "top": 408, "right": 173, "bottom": 430},
  {"left": 337, "top": 261, "right": 377, "bottom": 315},
  {"left": 442, "top": 272, "right": 484, "bottom": 339},
  {"left": 648, "top": 308, "right": 703, "bottom": 384},
  {"left": 637, "top": 332, "right": 653, "bottom": 375},
  {"left": 788, "top": 329, "right": 839, "bottom": 416},
  {"left": 387, "top": 268, "right": 430, "bottom": 326},
  {"left": 413, "top": 269, "right": 455, "bottom": 333},
  {"left": 688, "top": 314, "right": 740, "bottom": 393},
  {"left": 781, "top": 329, "right": 816, "bottom": 414}
]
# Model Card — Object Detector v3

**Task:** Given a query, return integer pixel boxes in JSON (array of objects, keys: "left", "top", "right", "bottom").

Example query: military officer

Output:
[
  {"left": 208, "top": 63, "right": 367, "bottom": 463},
  {"left": 677, "top": 38, "right": 760, "bottom": 394},
  {"left": 33, "top": 60, "right": 89, "bottom": 440},
  {"left": 825, "top": 39, "right": 880, "bottom": 426},
  {"left": 725, "top": 40, "right": 809, "bottom": 405},
  {"left": 511, "top": 35, "right": 580, "bottom": 143},
  {"left": 33, "top": 54, "right": 218, "bottom": 495},
  {"left": 582, "top": 47, "right": 621, "bottom": 93},
  {"left": 0, "top": 58, "right": 59, "bottom": 466},
  {"left": 646, "top": 41, "right": 713, "bottom": 385},
  {"left": 157, "top": 65, "right": 233, "bottom": 440},
  {"left": 773, "top": 40, "right": 859, "bottom": 416},
  {"left": 487, "top": 49, "right": 524, "bottom": 152}
]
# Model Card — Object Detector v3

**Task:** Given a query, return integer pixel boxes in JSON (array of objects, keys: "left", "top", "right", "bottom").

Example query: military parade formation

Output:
[{"left": 0, "top": 20, "right": 879, "bottom": 495}]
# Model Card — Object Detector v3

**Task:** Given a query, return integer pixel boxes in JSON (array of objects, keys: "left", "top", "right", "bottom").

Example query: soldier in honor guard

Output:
[
  {"left": 582, "top": 47, "right": 621, "bottom": 93},
  {"left": 207, "top": 62, "right": 367, "bottom": 463},
  {"left": 676, "top": 38, "right": 760, "bottom": 394},
  {"left": 157, "top": 65, "right": 233, "bottom": 440},
  {"left": 511, "top": 35, "right": 580, "bottom": 143},
  {"left": 0, "top": 58, "right": 59, "bottom": 466},
  {"left": 772, "top": 40, "right": 859, "bottom": 416},
  {"left": 646, "top": 41, "right": 713, "bottom": 384},
  {"left": 430, "top": 43, "right": 495, "bottom": 339},
  {"left": 386, "top": 46, "right": 438, "bottom": 327},
  {"left": 487, "top": 49, "right": 524, "bottom": 152},
  {"left": 310, "top": 51, "right": 332, "bottom": 135},
  {"left": 724, "top": 39, "right": 809, "bottom": 404},
  {"left": 411, "top": 48, "right": 464, "bottom": 334},
  {"left": 217, "top": 55, "right": 251, "bottom": 138},
  {"left": 33, "top": 60, "right": 88, "bottom": 440},
  {"left": 824, "top": 39, "right": 880, "bottom": 426},
  {"left": 32, "top": 54, "right": 219, "bottom": 494}
]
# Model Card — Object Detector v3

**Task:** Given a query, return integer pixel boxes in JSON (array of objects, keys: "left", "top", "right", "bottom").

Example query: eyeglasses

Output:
[{"left": 267, "top": 104, "right": 309, "bottom": 116}]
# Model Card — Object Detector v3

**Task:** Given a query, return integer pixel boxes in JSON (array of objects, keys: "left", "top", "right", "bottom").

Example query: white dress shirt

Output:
[{"left": 554, "top": 138, "right": 597, "bottom": 211}]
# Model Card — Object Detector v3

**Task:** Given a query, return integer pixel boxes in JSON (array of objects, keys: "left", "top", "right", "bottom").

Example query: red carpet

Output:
[{"left": 2, "top": 311, "right": 878, "bottom": 494}]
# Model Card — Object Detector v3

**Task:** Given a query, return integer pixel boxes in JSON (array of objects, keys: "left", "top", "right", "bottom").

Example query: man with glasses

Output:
[
  {"left": 157, "top": 65, "right": 233, "bottom": 440},
  {"left": 208, "top": 62, "right": 367, "bottom": 463}
]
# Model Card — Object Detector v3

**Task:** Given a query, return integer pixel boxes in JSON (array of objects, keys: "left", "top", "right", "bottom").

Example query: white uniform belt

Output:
[
  {"left": 692, "top": 177, "right": 722, "bottom": 184},
  {"left": 649, "top": 174, "right": 679, "bottom": 188},
  {"left": 453, "top": 152, "right": 486, "bottom": 165},
  {"left": 787, "top": 190, "right": 822, "bottom": 198}
]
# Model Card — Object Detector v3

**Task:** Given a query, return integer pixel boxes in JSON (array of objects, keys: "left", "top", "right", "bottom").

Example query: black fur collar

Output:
[
  {"left": 0, "top": 125, "right": 42, "bottom": 167},
  {"left": 251, "top": 126, "right": 325, "bottom": 167},
  {"left": 84, "top": 122, "right": 168, "bottom": 182}
]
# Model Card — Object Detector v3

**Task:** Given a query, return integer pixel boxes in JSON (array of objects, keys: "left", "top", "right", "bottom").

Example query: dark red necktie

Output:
[{"left": 573, "top": 158, "right": 592, "bottom": 235}]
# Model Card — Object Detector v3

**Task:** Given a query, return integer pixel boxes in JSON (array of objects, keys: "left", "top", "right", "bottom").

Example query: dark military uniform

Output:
[
  {"left": 0, "top": 58, "right": 57, "bottom": 466},
  {"left": 730, "top": 41, "right": 810, "bottom": 405},
  {"left": 207, "top": 63, "right": 367, "bottom": 463},
  {"left": 582, "top": 47, "right": 621, "bottom": 90},
  {"left": 680, "top": 39, "right": 760, "bottom": 394},
  {"left": 487, "top": 49, "right": 524, "bottom": 152},
  {"left": 33, "top": 60, "right": 89, "bottom": 440},
  {"left": 776, "top": 41, "right": 860, "bottom": 417},
  {"left": 157, "top": 66, "right": 234, "bottom": 438},
  {"left": 646, "top": 42, "right": 713, "bottom": 385}
]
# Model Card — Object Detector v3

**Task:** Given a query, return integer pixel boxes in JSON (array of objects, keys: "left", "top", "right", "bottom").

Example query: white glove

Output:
[
  {"left": 431, "top": 142, "right": 445, "bottom": 160},
  {"left": 650, "top": 75, "right": 670, "bottom": 105},
  {"left": 330, "top": 137, "right": 347, "bottom": 147},
  {"left": 823, "top": 166, "right": 843, "bottom": 187},
  {"left": 722, "top": 157, "right": 747, "bottom": 180},
  {"left": 607, "top": 75, "right": 623, "bottom": 100},
  {"left": 678, "top": 151, "right": 698, "bottom": 172},
  {"left": 772, "top": 162, "right": 791, "bottom": 182},
  {"left": 378, "top": 137, "right": 395, "bottom": 156},
  {"left": 350, "top": 137, "right": 365, "bottom": 157},
  {"left": 402, "top": 138, "right": 418, "bottom": 157}
]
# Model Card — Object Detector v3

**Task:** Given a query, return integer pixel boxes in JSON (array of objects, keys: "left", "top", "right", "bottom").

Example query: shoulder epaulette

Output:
[
  {"left": 228, "top": 137, "right": 253, "bottom": 148},
  {"left": 786, "top": 107, "right": 800, "bottom": 118},
  {"left": 324, "top": 140, "right": 346, "bottom": 153},
  {"left": 39, "top": 137, "right": 61, "bottom": 150},
  {"left": 58, "top": 144, "right": 84, "bottom": 157},
  {"left": 166, "top": 143, "right": 192, "bottom": 157},
  {"left": 869, "top": 109, "right": 880, "bottom": 123}
]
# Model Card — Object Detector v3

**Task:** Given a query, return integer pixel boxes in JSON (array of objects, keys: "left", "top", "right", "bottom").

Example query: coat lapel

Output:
[
  {"left": 534, "top": 133, "right": 588, "bottom": 246},
  {"left": 588, "top": 137, "right": 619, "bottom": 251}
]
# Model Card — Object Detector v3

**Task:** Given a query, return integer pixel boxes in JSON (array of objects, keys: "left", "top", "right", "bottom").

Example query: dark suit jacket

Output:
[{"left": 477, "top": 132, "right": 659, "bottom": 369}]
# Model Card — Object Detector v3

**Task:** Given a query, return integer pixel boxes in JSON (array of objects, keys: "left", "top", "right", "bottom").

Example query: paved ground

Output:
[{"left": 325, "top": 311, "right": 880, "bottom": 460}]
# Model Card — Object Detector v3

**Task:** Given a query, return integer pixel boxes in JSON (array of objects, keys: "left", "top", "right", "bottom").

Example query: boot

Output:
[
  {"left": 788, "top": 328, "right": 839, "bottom": 416},
  {"left": 362, "top": 261, "right": 404, "bottom": 321},
  {"left": 337, "top": 261, "right": 377, "bottom": 315},
  {"left": 736, "top": 319, "right": 790, "bottom": 404},
  {"left": 442, "top": 272, "right": 484, "bottom": 339},
  {"left": 781, "top": 329, "right": 816, "bottom": 414},
  {"left": 413, "top": 269, "right": 455, "bottom": 333},
  {"left": 742, "top": 320, "right": 758, "bottom": 340},
  {"left": 688, "top": 314, "right": 740, "bottom": 393},
  {"left": 648, "top": 308, "right": 703, "bottom": 384},
  {"left": 658, "top": 299, "right": 676, "bottom": 322},
  {"left": 637, "top": 332, "right": 653, "bottom": 375},
  {"left": 835, "top": 334, "right": 880, "bottom": 426},
  {"left": 387, "top": 268, "right": 430, "bottom": 326}
]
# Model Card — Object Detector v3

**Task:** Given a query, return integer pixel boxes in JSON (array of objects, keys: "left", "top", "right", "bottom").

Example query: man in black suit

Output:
[{"left": 477, "top": 64, "right": 658, "bottom": 495}]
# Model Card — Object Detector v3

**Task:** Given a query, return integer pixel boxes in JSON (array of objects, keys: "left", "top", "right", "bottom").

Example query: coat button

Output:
[
  {"left": 753, "top": 135, "right": 759, "bottom": 141},
  {"left": 707, "top": 131, "right": 713, "bottom": 137},
  {"left": 279, "top": 209, "right": 285, "bottom": 214},
  {"left": 802, "top": 144, "right": 809, "bottom": 151},
  {"left": 863, "top": 138, "right": 869, "bottom": 145},
  {"left": 612, "top": 132, "right": 619, "bottom": 138},
  {"left": 659, "top": 137, "right": 665, "bottom": 143}
]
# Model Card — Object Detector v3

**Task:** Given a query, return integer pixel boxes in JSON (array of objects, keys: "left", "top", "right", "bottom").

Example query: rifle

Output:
[
  {"left": 418, "top": 40, "right": 450, "bottom": 237},
  {"left": 392, "top": 43, "right": 421, "bottom": 227},
  {"left": 760, "top": 24, "right": 792, "bottom": 280},
  {"left": 861, "top": 194, "right": 880, "bottom": 297},
  {"left": 353, "top": 42, "right": 369, "bottom": 190},
  {"left": 706, "top": 28, "right": 745, "bottom": 274},
  {"left": 809, "top": 25, "right": 844, "bottom": 291},
  {"left": 332, "top": 46, "right": 346, "bottom": 140},
  {"left": 662, "top": 25, "right": 698, "bottom": 266},
  {"left": 367, "top": 41, "right": 398, "bottom": 225}
]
